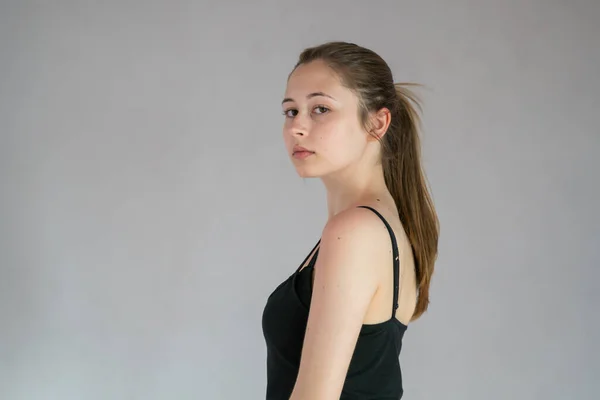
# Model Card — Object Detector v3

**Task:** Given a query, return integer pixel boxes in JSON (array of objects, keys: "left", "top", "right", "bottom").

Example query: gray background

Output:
[{"left": 1, "top": 0, "right": 599, "bottom": 399}]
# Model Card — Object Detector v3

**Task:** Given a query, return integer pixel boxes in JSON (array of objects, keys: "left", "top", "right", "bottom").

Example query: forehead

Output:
[{"left": 285, "top": 60, "right": 348, "bottom": 98}]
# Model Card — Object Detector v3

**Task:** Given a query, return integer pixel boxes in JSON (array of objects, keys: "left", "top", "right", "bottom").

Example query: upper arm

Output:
[{"left": 290, "top": 207, "right": 389, "bottom": 400}]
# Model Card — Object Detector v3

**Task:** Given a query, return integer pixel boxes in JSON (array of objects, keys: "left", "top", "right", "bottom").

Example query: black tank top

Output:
[{"left": 262, "top": 206, "right": 407, "bottom": 399}]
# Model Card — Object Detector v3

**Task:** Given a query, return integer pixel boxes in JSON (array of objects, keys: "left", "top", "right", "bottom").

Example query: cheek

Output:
[{"left": 317, "top": 121, "right": 364, "bottom": 162}]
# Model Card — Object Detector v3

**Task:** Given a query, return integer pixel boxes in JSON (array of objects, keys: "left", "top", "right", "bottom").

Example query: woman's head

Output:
[
  {"left": 282, "top": 43, "right": 400, "bottom": 179},
  {"left": 282, "top": 58, "right": 393, "bottom": 179},
  {"left": 283, "top": 41, "right": 439, "bottom": 320}
]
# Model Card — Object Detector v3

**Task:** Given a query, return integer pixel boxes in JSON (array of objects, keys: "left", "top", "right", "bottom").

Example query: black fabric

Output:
[{"left": 262, "top": 206, "right": 407, "bottom": 399}]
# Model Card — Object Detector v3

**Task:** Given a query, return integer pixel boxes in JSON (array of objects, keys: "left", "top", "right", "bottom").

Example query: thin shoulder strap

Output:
[
  {"left": 357, "top": 205, "right": 400, "bottom": 318},
  {"left": 295, "top": 239, "right": 321, "bottom": 273}
]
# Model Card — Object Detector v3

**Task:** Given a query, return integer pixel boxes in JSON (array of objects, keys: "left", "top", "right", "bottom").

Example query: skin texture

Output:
[{"left": 281, "top": 60, "right": 417, "bottom": 400}]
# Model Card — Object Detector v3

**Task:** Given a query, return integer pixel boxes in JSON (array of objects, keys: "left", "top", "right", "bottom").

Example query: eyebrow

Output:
[{"left": 281, "top": 91, "right": 337, "bottom": 105}]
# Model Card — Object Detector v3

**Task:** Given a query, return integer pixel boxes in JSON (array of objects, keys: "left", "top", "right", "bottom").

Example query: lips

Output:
[
  {"left": 293, "top": 145, "right": 314, "bottom": 154},
  {"left": 292, "top": 145, "right": 315, "bottom": 160}
]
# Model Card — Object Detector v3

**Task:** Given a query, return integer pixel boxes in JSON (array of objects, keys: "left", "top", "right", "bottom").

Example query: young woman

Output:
[{"left": 261, "top": 41, "right": 440, "bottom": 400}]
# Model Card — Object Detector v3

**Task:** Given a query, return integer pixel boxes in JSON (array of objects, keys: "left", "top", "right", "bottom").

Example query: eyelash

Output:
[{"left": 282, "top": 105, "right": 330, "bottom": 118}]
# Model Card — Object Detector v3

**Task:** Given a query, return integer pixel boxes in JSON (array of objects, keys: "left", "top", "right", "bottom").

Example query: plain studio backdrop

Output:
[{"left": 1, "top": 0, "right": 599, "bottom": 399}]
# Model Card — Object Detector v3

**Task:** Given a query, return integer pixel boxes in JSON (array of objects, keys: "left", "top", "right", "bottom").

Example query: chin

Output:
[{"left": 294, "top": 166, "right": 321, "bottom": 178}]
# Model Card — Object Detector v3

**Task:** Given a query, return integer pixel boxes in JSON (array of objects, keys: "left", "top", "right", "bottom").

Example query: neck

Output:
[{"left": 322, "top": 162, "right": 389, "bottom": 220}]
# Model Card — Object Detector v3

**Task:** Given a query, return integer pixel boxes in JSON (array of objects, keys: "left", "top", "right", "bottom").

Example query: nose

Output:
[{"left": 287, "top": 114, "right": 309, "bottom": 138}]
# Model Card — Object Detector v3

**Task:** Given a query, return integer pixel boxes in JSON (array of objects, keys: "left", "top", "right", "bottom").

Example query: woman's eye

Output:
[
  {"left": 283, "top": 109, "right": 298, "bottom": 118},
  {"left": 282, "top": 106, "right": 329, "bottom": 118}
]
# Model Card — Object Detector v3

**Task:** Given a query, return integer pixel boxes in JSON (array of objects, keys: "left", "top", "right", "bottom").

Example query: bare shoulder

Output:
[
  {"left": 323, "top": 206, "right": 389, "bottom": 237},
  {"left": 316, "top": 206, "right": 394, "bottom": 278},
  {"left": 321, "top": 206, "right": 392, "bottom": 250}
]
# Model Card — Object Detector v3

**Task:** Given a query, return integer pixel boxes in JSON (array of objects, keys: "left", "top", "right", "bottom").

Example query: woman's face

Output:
[{"left": 281, "top": 60, "right": 369, "bottom": 178}]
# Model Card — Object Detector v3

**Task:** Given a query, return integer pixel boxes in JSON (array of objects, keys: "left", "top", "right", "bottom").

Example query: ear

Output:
[{"left": 366, "top": 107, "right": 392, "bottom": 141}]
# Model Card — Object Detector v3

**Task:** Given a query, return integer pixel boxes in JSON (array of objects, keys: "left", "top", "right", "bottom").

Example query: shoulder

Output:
[
  {"left": 320, "top": 206, "right": 390, "bottom": 249},
  {"left": 316, "top": 206, "right": 392, "bottom": 277}
]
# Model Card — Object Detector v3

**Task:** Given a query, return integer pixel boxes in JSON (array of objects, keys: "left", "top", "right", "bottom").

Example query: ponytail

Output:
[{"left": 382, "top": 83, "right": 439, "bottom": 320}]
